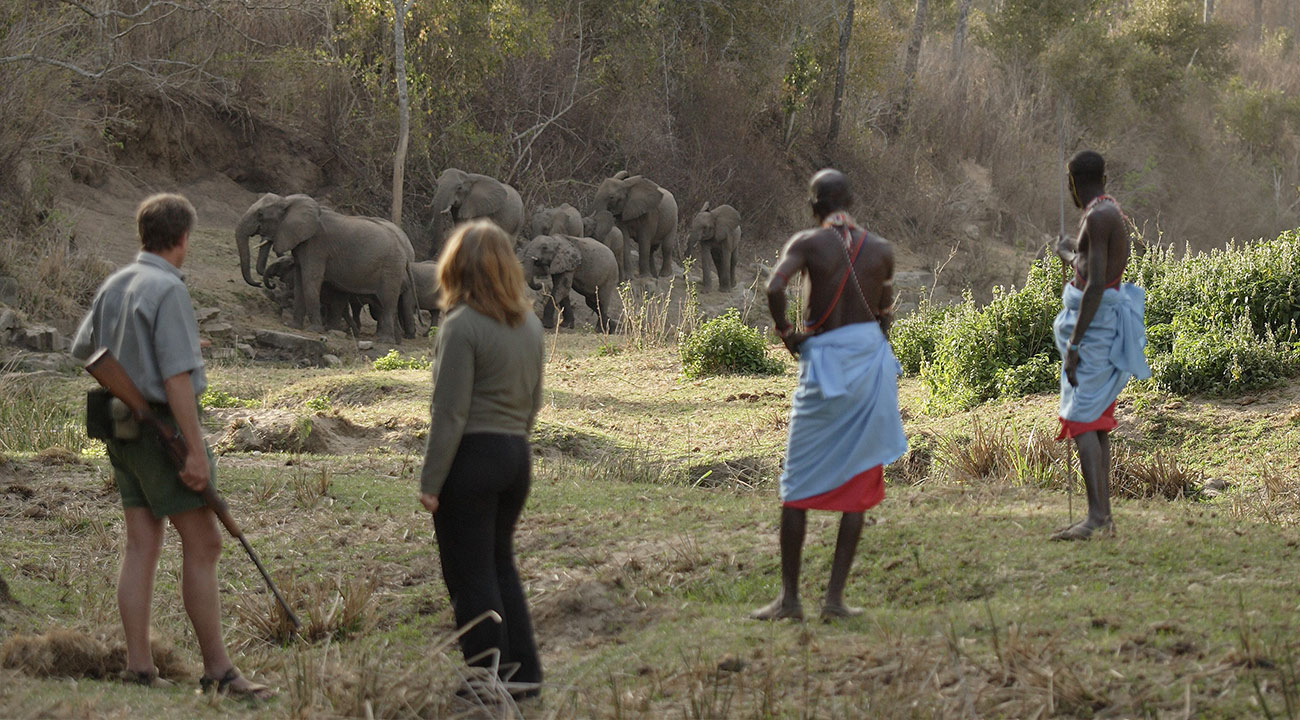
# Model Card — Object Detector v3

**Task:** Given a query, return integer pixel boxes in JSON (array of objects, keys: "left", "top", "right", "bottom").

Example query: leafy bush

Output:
[
  {"left": 372, "top": 349, "right": 431, "bottom": 372},
  {"left": 679, "top": 309, "right": 784, "bottom": 379},
  {"left": 1149, "top": 310, "right": 1299, "bottom": 395},
  {"left": 304, "top": 395, "right": 332, "bottom": 413},
  {"left": 199, "top": 387, "right": 258, "bottom": 410},
  {"left": 916, "top": 258, "right": 1061, "bottom": 411},
  {"left": 908, "top": 229, "right": 1300, "bottom": 408}
]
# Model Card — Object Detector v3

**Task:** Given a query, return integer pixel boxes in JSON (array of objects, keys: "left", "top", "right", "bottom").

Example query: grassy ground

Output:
[{"left": 2, "top": 331, "right": 1300, "bottom": 718}]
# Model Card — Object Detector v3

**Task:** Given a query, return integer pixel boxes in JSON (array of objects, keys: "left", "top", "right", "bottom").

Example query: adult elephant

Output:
[
  {"left": 521, "top": 235, "right": 621, "bottom": 332},
  {"left": 583, "top": 209, "right": 629, "bottom": 283},
  {"left": 687, "top": 202, "right": 742, "bottom": 292},
  {"left": 591, "top": 173, "right": 678, "bottom": 278},
  {"left": 529, "top": 203, "right": 583, "bottom": 239},
  {"left": 431, "top": 169, "right": 524, "bottom": 249},
  {"left": 235, "top": 193, "right": 417, "bottom": 344}
]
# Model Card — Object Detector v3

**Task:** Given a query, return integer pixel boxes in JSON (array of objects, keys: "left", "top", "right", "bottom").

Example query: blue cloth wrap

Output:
[
  {"left": 1053, "top": 282, "right": 1152, "bottom": 423},
  {"left": 780, "top": 322, "right": 908, "bottom": 503}
]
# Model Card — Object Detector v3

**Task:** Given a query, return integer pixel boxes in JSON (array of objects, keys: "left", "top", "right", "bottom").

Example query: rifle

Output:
[{"left": 84, "top": 348, "right": 300, "bottom": 631}]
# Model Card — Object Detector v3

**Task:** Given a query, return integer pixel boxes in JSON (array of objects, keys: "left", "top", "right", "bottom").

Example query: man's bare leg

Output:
[
  {"left": 170, "top": 507, "right": 264, "bottom": 694},
  {"left": 751, "top": 507, "right": 806, "bottom": 620},
  {"left": 822, "top": 512, "right": 865, "bottom": 618},
  {"left": 1052, "top": 430, "right": 1114, "bottom": 541},
  {"left": 120, "top": 507, "right": 165, "bottom": 674}
]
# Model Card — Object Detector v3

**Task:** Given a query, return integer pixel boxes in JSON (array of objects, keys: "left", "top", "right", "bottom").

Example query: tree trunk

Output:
[
  {"left": 391, "top": 0, "right": 414, "bottom": 225},
  {"left": 825, "top": 0, "right": 855, "bottom": 153},
  {"left": 894, "top": 0, "right": 929, "bottom": 131},
  {"left": 1202, "top": 0, "right": 1213, "bottom": 23},
  {"left": 952, "top": 0, "right": 973, "bottom": 66},
  {"left": 1254, "top": 0, "right": 1264, "bottom": 42}
]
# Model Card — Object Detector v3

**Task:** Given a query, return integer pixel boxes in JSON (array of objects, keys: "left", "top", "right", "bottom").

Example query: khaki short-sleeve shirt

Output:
[{"left": 71, "top": 252, "right": 207, "bottom": 403}]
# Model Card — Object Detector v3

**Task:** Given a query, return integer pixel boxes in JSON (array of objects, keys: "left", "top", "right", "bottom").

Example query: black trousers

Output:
[{"left": 433, "top": 433, "right": 541, "bottom": 685}]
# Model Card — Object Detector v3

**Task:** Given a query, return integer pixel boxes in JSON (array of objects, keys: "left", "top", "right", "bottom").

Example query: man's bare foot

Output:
[
  {"left": 750, "top": 598, "right": 803, "bottom": 621},
  {"left": 1050, "top": 518, "right": 1115, "bottom": 541},
  {"left": 820, "top": 603, "right": 864, "bottom": 620}
]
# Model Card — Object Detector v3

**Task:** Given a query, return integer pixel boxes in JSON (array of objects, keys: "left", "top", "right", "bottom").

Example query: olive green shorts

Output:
[{"left": 105, "top": 418, "right": 213, "bottom": 519}]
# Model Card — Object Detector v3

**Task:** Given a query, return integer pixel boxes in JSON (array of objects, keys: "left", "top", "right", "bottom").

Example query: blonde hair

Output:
[{"left": 437, "top": 219, "right": 531, "bottom": 326}]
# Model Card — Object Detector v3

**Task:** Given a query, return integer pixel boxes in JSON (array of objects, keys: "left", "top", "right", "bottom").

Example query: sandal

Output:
[
  {"left": 119, "top": 667, "right": 173, "bottom": 689},
  {"left": 198, "top": 667, "right": 275, "bottom": 701}
]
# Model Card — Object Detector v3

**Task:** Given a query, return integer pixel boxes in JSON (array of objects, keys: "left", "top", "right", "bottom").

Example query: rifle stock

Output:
[{"left": 83, "top": 348, "right": 300, "bottom": 630}]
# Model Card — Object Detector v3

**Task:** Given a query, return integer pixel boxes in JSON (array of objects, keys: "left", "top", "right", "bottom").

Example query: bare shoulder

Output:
[
  {"left": 863, "top": 230, "right": 894, "bottom": 265},
  {"left": 1085, "top": 202, "right": 1124, "bottom": 232},
  {"left": 785, "top": 227, "right": 832, "bottom": 250}
]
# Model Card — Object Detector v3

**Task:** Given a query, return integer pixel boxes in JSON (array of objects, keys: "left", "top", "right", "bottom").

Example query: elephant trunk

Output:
[
  {"left": 524, "top": 261, "right": 542, "bottom": 292},
  {"left": 235, "top": 210, "right": 262, "bottom": 287},
  {"left": 432, "top": 182, "right": 457, "bottom": 217}
]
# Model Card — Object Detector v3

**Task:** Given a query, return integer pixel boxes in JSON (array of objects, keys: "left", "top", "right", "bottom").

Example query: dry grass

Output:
[
  {"left": 1110, "top": 447, "right": 1203, "bottom": 500},
  {"left": 234, "top": 572, "right": 378, "bottom": 648},
  {"left": 0, "top": 629, "right": 188, "bottom": 681}
]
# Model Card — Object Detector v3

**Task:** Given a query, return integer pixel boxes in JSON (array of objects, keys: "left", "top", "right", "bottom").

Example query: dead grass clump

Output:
[
  {"left": 35, "top": 446, "right": 85, "bottom": 466},
  {"left": 291, "top": 466, "right": 333, "bottom": 509},
  {"left": 235, "top": 573, "right": 379, "bottom": 647},
  {"left": 1110, "top": 448, "right": 1202, "bottom": 500},
  {"left": 894, "top": 432, "right": 936, "bottom": 485},
  {"left": 0, "top": 629, "right": 187, "bottom": 681},
  {"left": 0, "top": 220, "right": 115, "bottom": 326}
]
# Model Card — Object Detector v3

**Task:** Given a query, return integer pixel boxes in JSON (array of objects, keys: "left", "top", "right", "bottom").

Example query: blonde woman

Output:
[{"left": 418, "top": 219, "right": 545, "bottom": 696}]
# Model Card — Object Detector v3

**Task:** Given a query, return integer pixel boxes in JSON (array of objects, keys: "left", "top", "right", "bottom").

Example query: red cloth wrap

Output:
[
  {"left": 783, "top": 465, "right": 884, "bottom": 512},
  {"left": 1056, "top": 401, "right": 1117, "bottom": 440}
]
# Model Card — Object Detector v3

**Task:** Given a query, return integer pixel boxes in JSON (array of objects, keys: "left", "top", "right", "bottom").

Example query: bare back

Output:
[
  {"left": 1074, "top": 201, "right": 1129, "bottom": 289},
  {"left": 773, "top": 225, "right": 894, "bottom": 335}
]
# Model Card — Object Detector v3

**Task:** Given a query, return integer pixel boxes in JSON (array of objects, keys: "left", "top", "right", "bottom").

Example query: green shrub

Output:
[
  {"left": 890, "top": 300, "right": 954, "bottom": 375},
  {"left": 679, "top": 309, "right": 784, "bottom": 379},
  {"left": 1149, "top": 310, "right": 1299, "bottom": 395},
  {"left": 372, "top": 349, "right": 431, "bottom": 372},
  {"left": 917, "top": 258, "right": 1062, "bottom": 411},
  {"left": 304, "top": 395, "right": 332, "bottom": 413},
  {"left": 199, "top": 387, "right": 258, "bottom": 409}
]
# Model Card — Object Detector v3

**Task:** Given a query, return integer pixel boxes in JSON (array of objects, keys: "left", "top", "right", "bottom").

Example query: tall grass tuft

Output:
[{"left": 0, "top": 365, "right": 88, "bottom": 453}]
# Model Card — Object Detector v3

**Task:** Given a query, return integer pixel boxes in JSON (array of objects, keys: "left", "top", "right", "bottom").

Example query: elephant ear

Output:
[
  {"left": 622, "top": 178, "right": 662, "bottom": 221},
  {"left": 275, "top": 195, "right": 321, "bottom": 253},
  {"left": 459, "top": 178, "right": 507, "bottom": 220},
  {"left": 549, "top": 240, "right": 582, "bottom": 275},
  {"left": 613, "top": 170, "right": 631, "bottom": 180},
  {"left": 700, "top": 201, "right": 711, "bottom": 213}
]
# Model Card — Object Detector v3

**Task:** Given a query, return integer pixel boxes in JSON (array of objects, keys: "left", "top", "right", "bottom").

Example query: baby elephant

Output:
[
  {"left": 583, "top": 209, "right": 629, "bottom": 282},
  {"left": 687, "top": 202, "right": 742, "bottom": 292},
  {"left": 521, "top": 235, "right": 621, "bottom": 332}
]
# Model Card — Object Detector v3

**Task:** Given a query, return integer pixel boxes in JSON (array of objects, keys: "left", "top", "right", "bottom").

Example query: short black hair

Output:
[
  {"left": 137, "top": 193, "right": 196, "bottom": 252},
  {"left": 810, "top": 168, "right": 852, "bottom": 216},
  {"left": 1068, "top": 150, "right": 1105, "bottom": 185}
]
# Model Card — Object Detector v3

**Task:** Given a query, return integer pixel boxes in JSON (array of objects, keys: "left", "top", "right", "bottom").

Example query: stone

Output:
[
  {"left": 0, "top": 276, "right": 20, "bottom": 307},
  {"left": 195, "top": 307, "right": 222, "bottom": 324},
  {"left": 254, "top": 329, "right": 326, "bottom": 358},
  {"left": 322, "top": 354, "right": 342, "bottom": 368},
  {"left": 357, "top": 340, "right": 374, "bottom": 351},
  {"left": 236, "top": 343, "right": 256, "bottom": 359},
  {"left": 0, "top": 308, "right": 20, "bottom": 333},
  {"left": 16, "top": 325, "right": 58, "bottom": 353},
  {"left": 203, "top": 322, "right": 235, "bottom": 340}
]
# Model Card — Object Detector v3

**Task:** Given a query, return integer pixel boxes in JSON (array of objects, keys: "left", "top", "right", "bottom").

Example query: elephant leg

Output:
[
  {"left": 560, "top": 297, "right": 575, "bottom": 329},
  {"left": 711, "top": 246, "right": 728, "bottom": 291},
  {"left": 541, "top": 300, "right": 558, "bottom": 329},
  {"left": 727, "top": 248, "right": 738, "bottom": 291},
  {"left": 290, "top": 265, "right": 308, "bottom": 330},
  {"left": 378, "top": 285, "right": 403, "bottom": 345}
]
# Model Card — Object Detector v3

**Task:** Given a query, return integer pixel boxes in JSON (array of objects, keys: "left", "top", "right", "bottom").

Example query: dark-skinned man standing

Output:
[
  {"left": 752, "top": 169, "right": 907, "bottom": 621},
  {"left": 1050, "top": 150, "right": 1151, "bottom": 541}
]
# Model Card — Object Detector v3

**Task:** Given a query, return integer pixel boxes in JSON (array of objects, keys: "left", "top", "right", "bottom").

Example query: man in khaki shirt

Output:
[{"left": 72, "top": 194, "right": 270, "bottom": 698}]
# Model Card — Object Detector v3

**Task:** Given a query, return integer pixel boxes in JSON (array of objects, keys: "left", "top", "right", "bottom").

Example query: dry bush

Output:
[
  {"left": 0, "top": 220, "right": 115, "bottom": 327},
  {"left": 234, "top": 572, "right": 379, "bottom": 648},
  {"left": 1110, "top": 447, "right": 1202, "bottom": 500},
  {"left": 0, "top": 629, "right": 187, "bottom": 681}
]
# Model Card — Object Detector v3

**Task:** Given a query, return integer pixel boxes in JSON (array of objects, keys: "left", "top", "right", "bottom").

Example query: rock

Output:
[
  {"left": 322, "top": 354, "right": 342, "bottom": 368},
  {"left": 195, "top": 307, "right": 222, "bottom": 324},
  {"left": 1199, "top": 477, "right": 1231, "bottom": 498},
  {"left": 203, "top": 322, "right": 234, "bottom": 340},
  {"left": 16, "top": 325, "right": 58, "bottom": 353},
  {"left": 717, "top": 655, "right": 748, "bottom": 673},
  {"left": 236, "top": 342, "right": 256, "bottom": 359},
  {"left": 0, "top": 308, "right": 19, "bottom": 333},
  {"left": 357, "top": 340, "right": 374, "bottom": 351},
  {"left": 0, "top": 276, "right": 20, "bottom": 307},
  {"left": 254, "top": 329, "right": 326, "bottom": 358}
]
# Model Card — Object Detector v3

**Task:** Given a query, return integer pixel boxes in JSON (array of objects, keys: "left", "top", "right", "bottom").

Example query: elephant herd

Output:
[{"left": 234, "top": 169, "right": 745, "bottom": 343}]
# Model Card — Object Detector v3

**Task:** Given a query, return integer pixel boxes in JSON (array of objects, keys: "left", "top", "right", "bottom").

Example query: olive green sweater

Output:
[{"left": 420, "top": 304, "right": 545, "bottom": 495}]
